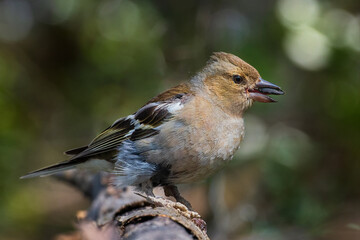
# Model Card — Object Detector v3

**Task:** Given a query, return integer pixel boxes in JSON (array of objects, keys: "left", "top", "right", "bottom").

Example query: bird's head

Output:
[{"left": 194, "top": 52, "right": 284, "bottom": 116}]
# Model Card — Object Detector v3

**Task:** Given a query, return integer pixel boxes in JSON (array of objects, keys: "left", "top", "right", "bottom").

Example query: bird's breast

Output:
[{"left": 139, "top": 97, "right": 245, "bottom": 183}]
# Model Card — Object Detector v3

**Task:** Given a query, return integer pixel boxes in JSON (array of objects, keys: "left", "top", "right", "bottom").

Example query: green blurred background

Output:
[{"left": 0, "top": 0, "right": 360, "bottom": 239}]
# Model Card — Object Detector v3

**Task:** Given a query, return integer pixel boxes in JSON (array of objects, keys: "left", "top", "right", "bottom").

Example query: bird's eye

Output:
[{"left": 233, "top": 75, "right": 244, "bottom": 84}]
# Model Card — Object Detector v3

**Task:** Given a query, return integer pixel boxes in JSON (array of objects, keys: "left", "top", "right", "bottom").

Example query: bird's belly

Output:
[{"left": 140, "top": 116, "right": 245, "bottom": 184}]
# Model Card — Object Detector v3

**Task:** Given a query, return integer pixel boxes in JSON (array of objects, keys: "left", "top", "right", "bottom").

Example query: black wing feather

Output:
[{"left": 67, "top": 102, "right": 174, "bottom": 160}]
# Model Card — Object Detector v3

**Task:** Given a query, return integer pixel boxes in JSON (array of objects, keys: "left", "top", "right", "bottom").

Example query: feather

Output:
[
  {"left": 20, "top": 159, "right": 83, "bottom": 179},
  {"left": 65, "top": 86, "right": 193, "bottom": 161},
  {"left": 145, "top": 83, "right": 192, "bottom": 104},
  {"left": 64, "top": 146, "right": 88, "bottom": 155},
  {"left": 21, "top": 84, "right": 194, "bottom": 179}
]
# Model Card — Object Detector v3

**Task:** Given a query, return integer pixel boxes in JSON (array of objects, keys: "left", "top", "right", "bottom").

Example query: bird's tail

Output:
[{"left": 20, "top": 160, "right": 82, "bottom": 179}]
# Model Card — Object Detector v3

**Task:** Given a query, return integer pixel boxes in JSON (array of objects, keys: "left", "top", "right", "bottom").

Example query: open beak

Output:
[{"left": 248, "top": 78, "right": 284, "bottom": 103}]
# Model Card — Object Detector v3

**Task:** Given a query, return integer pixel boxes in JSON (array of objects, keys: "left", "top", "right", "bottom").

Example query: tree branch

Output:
[{"left": 54, "top": 171, "right": 209, "bottom": 240}]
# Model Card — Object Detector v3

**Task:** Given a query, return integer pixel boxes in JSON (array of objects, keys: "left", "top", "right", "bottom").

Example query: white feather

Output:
[{"left": 166, "top": 101, "right": 183, "bottom": 114}]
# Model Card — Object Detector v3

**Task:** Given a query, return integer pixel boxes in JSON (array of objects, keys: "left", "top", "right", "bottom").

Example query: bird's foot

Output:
[
  {"left": 147, "top": 195, "right": 201, "bottom": 219},
  {"left": 135, "top": 193, "right": 201, "bottom": 219}
]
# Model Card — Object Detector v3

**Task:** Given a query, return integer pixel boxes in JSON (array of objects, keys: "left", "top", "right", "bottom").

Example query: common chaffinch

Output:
[{"left": 21, "top": 52, "right": 284, "bottom": 210}]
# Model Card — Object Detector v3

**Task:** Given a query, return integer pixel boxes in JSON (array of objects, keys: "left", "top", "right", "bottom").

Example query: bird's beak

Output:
[{"left": 248, "top": 78, "right": 284, "bottom": 103}]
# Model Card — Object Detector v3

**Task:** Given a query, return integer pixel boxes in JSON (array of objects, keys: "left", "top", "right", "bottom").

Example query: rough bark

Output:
[{"left": 53, "top": 171, "right": 209, "bottom": 240}]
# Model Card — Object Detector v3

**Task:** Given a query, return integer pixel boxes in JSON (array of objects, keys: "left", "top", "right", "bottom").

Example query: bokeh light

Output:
[
  {"left": 276, "top": 0, "right": 320, "bottom": 27},
  {"left": 0, "top": 0, "right": 33, "bottom": 42},
  {"left": 284, "top": 26, "right": 330, "bottom": 70}
]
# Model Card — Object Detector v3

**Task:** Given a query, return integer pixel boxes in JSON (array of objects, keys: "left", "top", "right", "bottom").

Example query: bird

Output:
[{"left": 21, "top": 52, "right": 284, "bottom": 211}]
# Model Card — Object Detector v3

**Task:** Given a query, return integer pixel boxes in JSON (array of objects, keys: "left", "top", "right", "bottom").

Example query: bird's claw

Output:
[{"left": 138, "top": 194, "right": 201, "bottom": 219}]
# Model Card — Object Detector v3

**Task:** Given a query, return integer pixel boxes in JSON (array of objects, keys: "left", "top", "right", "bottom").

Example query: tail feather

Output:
[
  {"left": 20, "top": 160, "right": 81, "bottom": 179},
  {"left": 64, "top": 146, "right": 88, "bottom": 155}
]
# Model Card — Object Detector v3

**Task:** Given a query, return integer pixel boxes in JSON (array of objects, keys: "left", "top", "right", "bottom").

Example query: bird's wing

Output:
[
  {"left": 145, "top": 83, "right": 191, "bottom": 104},
  {"left": 67, "top": 83, "right": 193, "bottom": 160}
]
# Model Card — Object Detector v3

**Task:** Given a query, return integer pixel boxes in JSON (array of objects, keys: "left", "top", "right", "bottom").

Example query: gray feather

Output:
[
  {"left": 113, "top": 140, "right": 158, "bottom": 187},
  {"left": 20, "top": 160, "right": 81, "bottom": 179}
]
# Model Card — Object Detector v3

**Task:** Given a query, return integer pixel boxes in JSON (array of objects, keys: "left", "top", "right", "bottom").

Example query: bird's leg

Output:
[
  {"left": 135, "top": 182, "right": 173, "bottom": 208},
  {"left": 163, "top": 185, "right": 207, "bottom": 231},
  {"left": 135, "top": 182, "right": 200, "bottom": 219},
  {"left": 135, "top": 181, "right": 156, "bottom": 200},
  {"left": 162, "top": 185, "right": 201, "bottom": 219},
  {"left": 163, "top": 185, "right": 193, "bottom": 210}
]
